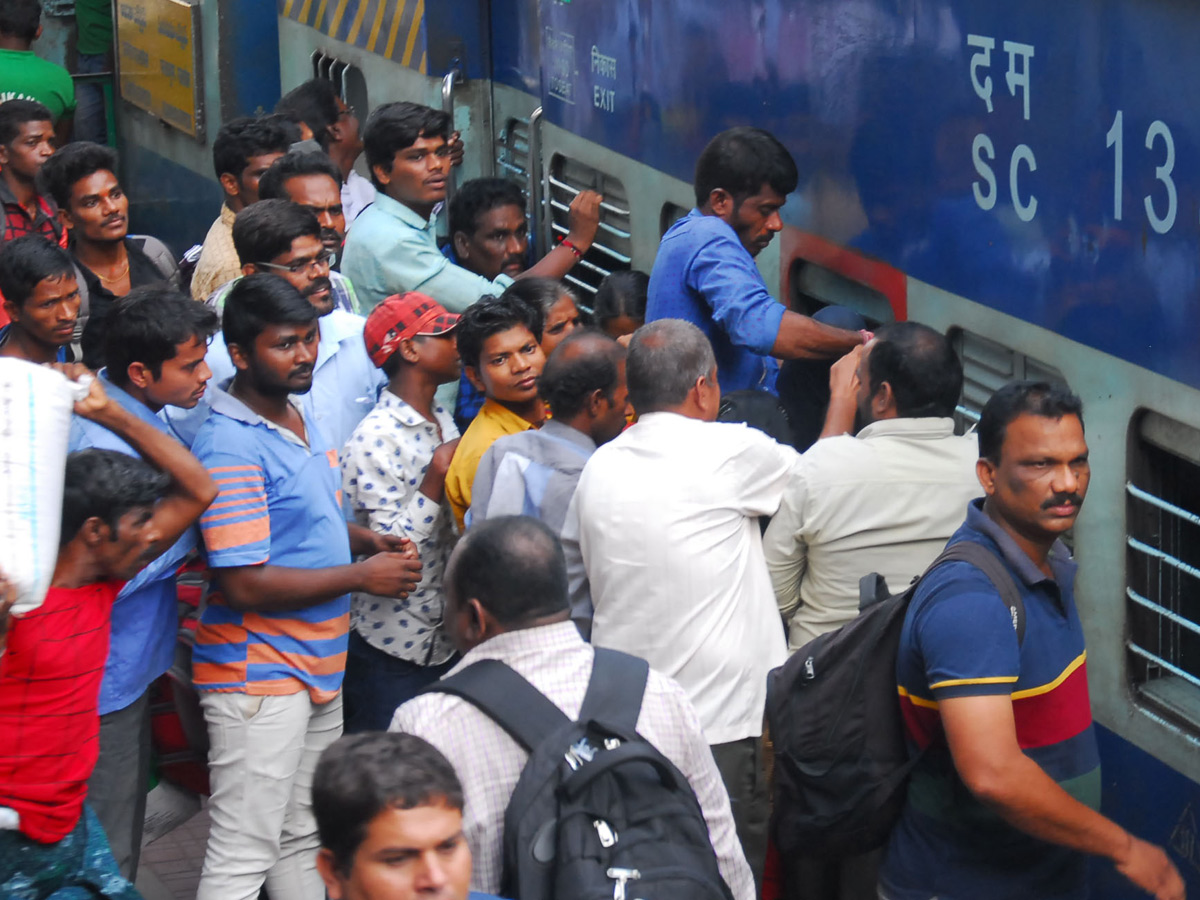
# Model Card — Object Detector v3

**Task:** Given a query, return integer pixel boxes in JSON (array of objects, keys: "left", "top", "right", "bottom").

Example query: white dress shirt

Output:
[
  {"left": 762, "top": 417, "right": 983, "bottom": 650},
  {"left": 391, "top": 621, "right": 755, "bottom": 900},
  {"left": 567, "top": 412, "right": 798, "bottom": 745}
]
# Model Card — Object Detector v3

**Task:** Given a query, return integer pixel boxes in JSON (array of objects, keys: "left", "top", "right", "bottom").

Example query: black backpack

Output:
[
  {"left": 766, "top": 540, "right": 1024, "bottom": 858},
  {"left": 427, "top": 647, "right": 735, "bottom": 900}
]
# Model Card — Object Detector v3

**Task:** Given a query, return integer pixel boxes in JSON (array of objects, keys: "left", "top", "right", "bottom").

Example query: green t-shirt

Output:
[
  {"left": 74, "top": 0, "right": 113, "bottom": 57},
  {"left": 0, "top": 49, "right": 76, "bottom": 120}
]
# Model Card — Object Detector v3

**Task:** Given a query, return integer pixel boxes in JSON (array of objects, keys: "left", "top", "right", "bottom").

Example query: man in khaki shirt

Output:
[{"left": 763, "top": 321, "right": 982, "bottom": 651}]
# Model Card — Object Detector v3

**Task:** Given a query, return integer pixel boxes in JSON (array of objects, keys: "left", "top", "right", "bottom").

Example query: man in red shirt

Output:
[
  {"left": 0, "top": 365, "right": 217, "bottom": 898},
  {"left": 0, "top": 99, "right": 63, "bottom": 247}
]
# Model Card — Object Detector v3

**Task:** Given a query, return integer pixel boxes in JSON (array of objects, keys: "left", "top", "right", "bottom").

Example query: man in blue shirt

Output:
[
  {"left": 313, "top": 732, "right": 506, "bottom": 900},
  {"left": 0, "top": 234, "right": 78, "bottom": 363},
  {"left": 647, "top": 127, "right": 866, "bottom": 393},
  {"left": 341, "top": 101, "right": 600, "bottom": 313},
  {"left": 68, "top": 285, "right": 218, "bottom": 879}
]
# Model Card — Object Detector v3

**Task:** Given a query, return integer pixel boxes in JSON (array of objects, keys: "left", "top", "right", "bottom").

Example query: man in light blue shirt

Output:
[
  {"left": 68, "top": 285, "right": 218, "bottom": 880},
  {"left": 341, "top": 101, "right": 602, "bottom": 313},
  {"left": 647, "top": 127, "right": 865, "bottom": 393},
  {"left": 171, "top": 200, "right": 384, "bottom": 449}
]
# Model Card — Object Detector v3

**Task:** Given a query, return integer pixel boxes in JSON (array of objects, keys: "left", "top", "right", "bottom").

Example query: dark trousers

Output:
[
  {"left": 710, "top": 735, "right": 769, "bottom": 893},
  {"left": 86, "top": 691, "right": 152, "bottom": 881},
  {"left": 343, "top": 629, "right": 457, "bottom": 733},
  {"left": 784, "top": 849, "right": 884, "bottom": 900}
]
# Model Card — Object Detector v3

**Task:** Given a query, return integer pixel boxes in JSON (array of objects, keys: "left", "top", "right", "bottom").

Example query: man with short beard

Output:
[
  {"left": 184, "top": 200, "right": 382, "bottom": 450},
  {"left": 38, "top": 141, "right": 179, "bottom": 367},
  {"left": 258, "top": 151, "right": 348, "bottom": 273}
]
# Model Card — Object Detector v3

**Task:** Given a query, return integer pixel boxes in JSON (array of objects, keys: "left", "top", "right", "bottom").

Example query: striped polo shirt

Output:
[
  {"left": 191, "top": 383, "right": 352, "bottom": 702},
  {"left": 881, "top": 499, "right": 1099, "bottom": 900}
]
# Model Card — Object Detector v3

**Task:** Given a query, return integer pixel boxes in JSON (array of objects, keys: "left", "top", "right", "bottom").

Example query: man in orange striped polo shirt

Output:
[{"left": 190, "top": 274, "right": 422, "bottom": 900}]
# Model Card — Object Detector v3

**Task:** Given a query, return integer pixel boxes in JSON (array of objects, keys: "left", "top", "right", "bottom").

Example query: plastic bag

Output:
[{"left": 0, "top": 360, "right": 91, "bottom": 615}]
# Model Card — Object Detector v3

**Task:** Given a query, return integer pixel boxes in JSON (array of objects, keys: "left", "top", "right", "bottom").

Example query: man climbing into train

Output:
[
  {"left": 646, "top": 126, "right": 866, "bottom": 394},
  {"left": 880, "top": 381, "right": 1185, "bottom": 900},
  {"left": 341, "top": 101, "right": 602, "bottom": 313}
]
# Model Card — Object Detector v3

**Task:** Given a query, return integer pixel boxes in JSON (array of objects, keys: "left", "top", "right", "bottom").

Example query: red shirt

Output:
[{"left": 0, "top": 581, "right": 122, "bottom": 843}]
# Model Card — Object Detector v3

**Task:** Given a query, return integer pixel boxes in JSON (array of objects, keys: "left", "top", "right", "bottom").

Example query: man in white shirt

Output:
[
  {"left": 764, "top": 322, "right": 982, "bottom": 650},
  {"left": 391, "top": 516, "right": 755, "bottom": 900},
  {"left": 564, "top": 318, "right": 798, "bottom": 890}
]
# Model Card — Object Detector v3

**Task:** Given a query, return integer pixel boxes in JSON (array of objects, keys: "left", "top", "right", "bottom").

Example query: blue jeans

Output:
[
  {"left": 343, "top": 629, "right": 457, "bottom": 733},
  {"left": 74, "top": 53, "right": 110, "bottom": 144}
]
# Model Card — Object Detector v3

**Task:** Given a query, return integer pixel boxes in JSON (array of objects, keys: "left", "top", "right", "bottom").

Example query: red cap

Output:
[{"left": 363, "top": 292, "right": 460, "bottom": 367}]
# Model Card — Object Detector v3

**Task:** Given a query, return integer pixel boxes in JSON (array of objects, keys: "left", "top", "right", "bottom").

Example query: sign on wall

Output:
[{"left": 116, "top": 0, "right": 204, "bottom": 139}]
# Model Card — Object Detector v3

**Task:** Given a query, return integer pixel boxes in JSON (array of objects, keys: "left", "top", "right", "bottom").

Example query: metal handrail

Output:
[
  {"left": 441, "top": 66, "right": 463, "bottom": 209},
  {"left": 528, "top": 106, "right": 547, "bottom": 258}
]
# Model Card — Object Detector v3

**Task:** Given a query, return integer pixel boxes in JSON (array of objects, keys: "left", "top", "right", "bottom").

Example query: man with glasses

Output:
[{"left": 174, "top": 200, "right": 381, "bottom": 449}]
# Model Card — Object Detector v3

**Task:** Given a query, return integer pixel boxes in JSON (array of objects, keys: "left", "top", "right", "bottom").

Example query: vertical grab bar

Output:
[
  {"left": 528, "top": 106, "right": 546, "bottom": 257},
  {"left": 441, "top": 66, "right": 463, "bottom": 210}
]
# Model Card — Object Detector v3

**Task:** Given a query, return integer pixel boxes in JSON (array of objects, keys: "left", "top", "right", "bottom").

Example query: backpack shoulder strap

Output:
[
  {"left": 578, "top": 647, "right": 649, "bottom": 732},
  {"left": 423, "top": 659, "right": 570, "bottom": 753},
  {"left": 931, "top": 541, "right": 1026, "bottom": 645}
]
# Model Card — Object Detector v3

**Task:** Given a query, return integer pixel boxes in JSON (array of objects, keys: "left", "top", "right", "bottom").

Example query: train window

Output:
[
  {"left": 950, "top": 328, "right": 1065, "bottom": 430},
  {"left": 788, "top": 260, "right": 893, "bottom": 328},
  {"left": 660, "top": 202, "right": 688, "bottom": 237},
  {"left": 308, "top": 51, "right": 368, "bottom": 129},
  {"left": 495, "top": 117, "right": 532, "bottom": 186},
  {"left": 548, "top": 155, "right": 632, "bottom": 304},
  {"left": 1126, "top": 412, "right": 1200, "bottom": 731}
]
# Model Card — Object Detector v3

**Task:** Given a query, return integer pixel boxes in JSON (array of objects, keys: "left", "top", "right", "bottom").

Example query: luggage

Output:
[{"left": 767, "top": 540, "right": 1024, "bottom": 857}]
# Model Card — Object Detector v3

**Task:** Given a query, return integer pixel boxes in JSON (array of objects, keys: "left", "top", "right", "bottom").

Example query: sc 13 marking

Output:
[{"left": 1106, "top": 110, "right": 1178, "bottom": 235}]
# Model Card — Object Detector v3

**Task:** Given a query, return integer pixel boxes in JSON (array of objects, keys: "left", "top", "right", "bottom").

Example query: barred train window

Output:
[
  {"left": 548, "top": 155, "right": 632, "bottom": 305},
  {"left": 1126, "top": 412, "right": 1200, "bottom": 730},
  {"left": 950, "top": 329, "right": 1065, "bottom": 433}
]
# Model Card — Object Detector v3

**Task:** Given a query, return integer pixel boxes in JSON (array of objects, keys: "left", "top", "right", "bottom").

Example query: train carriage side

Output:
[{"left": 114, "top": 0, "right": 1200, "bottom": 894}]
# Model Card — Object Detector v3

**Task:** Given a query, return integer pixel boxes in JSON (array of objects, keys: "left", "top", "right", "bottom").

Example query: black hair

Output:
[
  {"left": 501, "top": 277, "right": 576, "bottom": 321},
  {"left": 38, "top": 141, "right": 118, "bottom": 209},
  {"left": 313, "top": 732, "right": 464, "bottom": 876},
  {"left": 977, "top": 381, "right": 1085, "bottom": 463},
  {"left": 865, "top": 322, "right": 963, "bottom": 419},
  {"left": 626, "top": 318, "right": 716, "bottom": 414},
  {"left": 60, "top": 449, "right": 169, "bottom": 545},
  {"left": 222, "top": 272, "right": 318, "bottom": 351},
  {"left": 258, "top": 151, "right": 343, "bottom": 203},
  {"left": 0, "top": 234, "right": 74, "bottom": 307},
  {"left": 0, "top": 0, "right": 40, "bottom": 42},
  {"left": 104, "top": 285, "right": 218, "bottom": 387},
  {"left": 451, "top": 516, "right": 568, "bottom": 625},
  {"left": 593, "top": 270, "right": 648, "bottom": 326},
  {"left": 455, "top": 292, "right": 543, "bottom": 371},
  {"left": 211, "top": 115, "right": 294, "bottom": 181},
  {"left": 693, "top": 126, "right": 799, "bottom": 207},
  {"left": 362, "top": 102, "right": 451, "bottom": 189},
  {"left": 0, "top": 99, "right": 52, "bottom": 147},
  {"left": 539, "top": 330, "right": 624, "bottom": 420},
  {"left": 274, "top": 79, "right": 341, "bottom": 151},
  {"left": 232, "top": 199, "right": 321, "bottom": 267},
  {"left": 448, "top": 177, "right": 526, "bottom": 238}
]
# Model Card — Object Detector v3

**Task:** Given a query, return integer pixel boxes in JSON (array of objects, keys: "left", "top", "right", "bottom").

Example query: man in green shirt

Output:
[{"left": 0, "top": 0, "right": 75, "bottom": 144}]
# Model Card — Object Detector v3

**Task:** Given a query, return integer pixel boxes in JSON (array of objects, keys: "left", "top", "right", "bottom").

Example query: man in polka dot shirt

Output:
[{"left": 341, "top": 291, "right": 463, "bottom": 732}]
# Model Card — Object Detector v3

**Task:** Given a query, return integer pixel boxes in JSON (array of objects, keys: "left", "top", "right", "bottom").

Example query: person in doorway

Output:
[{"left": 0, "top": 0, "right": 74, "bottom": 142}]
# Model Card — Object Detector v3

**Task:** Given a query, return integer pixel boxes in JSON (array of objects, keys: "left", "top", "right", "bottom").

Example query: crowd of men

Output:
[{"left": 0, "top": 42, "right": 1188, "bottom": 900}]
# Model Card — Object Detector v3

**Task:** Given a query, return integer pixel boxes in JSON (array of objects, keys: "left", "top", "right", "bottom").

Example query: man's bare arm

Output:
[
  {"left": 772, "top": 310, "right": 864, "bottom": 360},
  {"left": 941, "top": 694, "right": 1184, "bottom": 900}
]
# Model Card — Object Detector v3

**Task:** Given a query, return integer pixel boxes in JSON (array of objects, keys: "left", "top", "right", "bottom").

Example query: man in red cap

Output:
[{"left": 340, "top": 292, "right": 464, "bottom": 732}]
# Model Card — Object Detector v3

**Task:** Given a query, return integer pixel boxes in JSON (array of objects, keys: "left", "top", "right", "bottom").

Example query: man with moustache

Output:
[
  {"left": 880, "top": 381, "right": 1184, "bottom": 900},
  {"left": 190, "top": 275, "right": 423, "bottom": 900},
  {"left": 38, "top": 141, "right": 179, "bottom": 367},
  {"left": 0, "top": 100, "right": 64, "bottom": 247},
  {"left": 259, "top": 151, "right": 349, "bottom": 275},
  {"left": 188, "top": 200, "right": 382, "bottom": 449},
  {"left": 0, "top": 235, "right": 79, "bottom": 362},
  {"left": 647, "top": 127, "right": 865, "bottom": 393},
  {"left": 445, "top": 178, "right": 531, "bottom": 281},
  {"left": 68, "top": 286, "right": 218, "bottom": 879}
]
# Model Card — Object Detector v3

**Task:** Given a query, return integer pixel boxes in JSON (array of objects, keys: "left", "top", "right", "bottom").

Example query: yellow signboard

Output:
[{"left": 116, "top": 0, "right": 203, "bottom": 138}]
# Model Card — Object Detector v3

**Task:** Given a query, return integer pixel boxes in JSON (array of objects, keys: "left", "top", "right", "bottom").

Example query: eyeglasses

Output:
[
  {"left": 256, "top": 249, "right": 334, "bottom": 275},
  {"left": 338, "top": 105, "right": 356, "bottom": 120}
]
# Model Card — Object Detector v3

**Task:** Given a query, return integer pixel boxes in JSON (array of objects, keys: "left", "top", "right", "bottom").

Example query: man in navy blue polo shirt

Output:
[
  {"left": 881, "top": 381, "right": 1183, "bottom": 900},
  {"left": 647, "top": 127, "right": 865, "bottom": 394}
]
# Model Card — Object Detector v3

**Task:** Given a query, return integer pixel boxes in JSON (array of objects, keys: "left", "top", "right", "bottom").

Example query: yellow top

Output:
[{"left": 445, "top": 398, "right": 537, "bottom": 530}]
